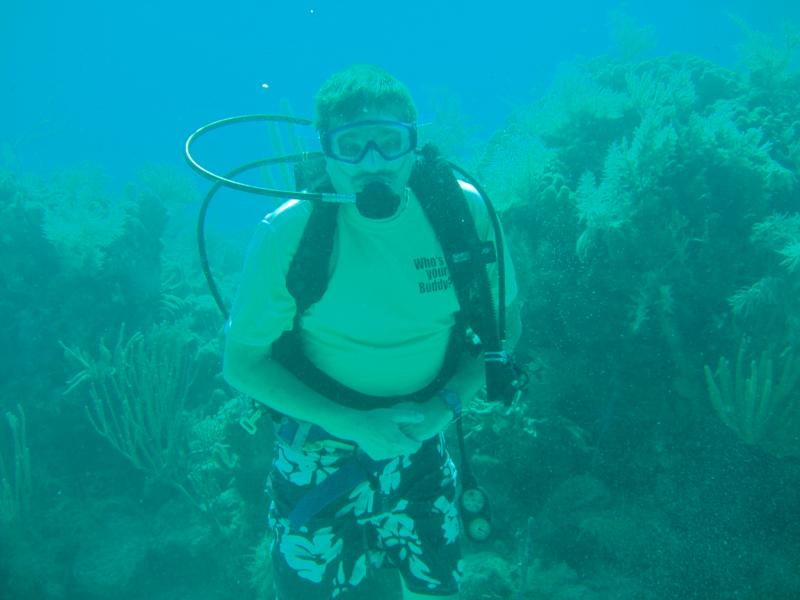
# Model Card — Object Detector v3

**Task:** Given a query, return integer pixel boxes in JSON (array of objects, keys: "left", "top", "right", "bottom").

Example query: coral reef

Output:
[
  {"left": 469, "top": 21, "right": 800, "bottom": 600},
  {"left": 3, "top": 17, "right": 800, "bottom": 600}
]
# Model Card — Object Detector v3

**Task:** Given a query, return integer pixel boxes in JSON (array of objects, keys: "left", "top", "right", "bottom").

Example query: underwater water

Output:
[{"left": 2, "top": 1, "right": 800, "bottom": 598}]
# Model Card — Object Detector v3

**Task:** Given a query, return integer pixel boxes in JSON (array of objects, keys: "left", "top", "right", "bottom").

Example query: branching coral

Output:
[
  {"left": 137, "top": 164, "right": 198, "bottom": 208},
  {"left": 572, "top": 113, "right": 676, "bottom": 260},
  {"left": 625, "top": 67, "right": 697, "bottom": 120},
  {"left": 734, "top": 18, "right": 800, "bottom": 89},
  {"left": 574, "top": 165, "right": 632, "bottom": 260},
  {"left": 477, "top": 120, "right": 559, "bottom": 211},
  {"left": 537, "top": 64, "right": 630, "bottom": 142},
  {"left": 573, "top": 66, "right": 685, "bottom": 261},
  {"left": 688, "top": 101, "right": 796, "bottom": 197}
]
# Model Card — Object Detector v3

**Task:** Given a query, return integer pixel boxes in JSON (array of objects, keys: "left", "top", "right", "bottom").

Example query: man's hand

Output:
[
  {"left": 395, "top": 398, "right": 453, "bottom": 442},
  {"left": 328, "top": 406, "right": 425, "bottom": 461}
]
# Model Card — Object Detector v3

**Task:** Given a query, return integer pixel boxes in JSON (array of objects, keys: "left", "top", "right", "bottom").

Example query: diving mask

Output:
[{"left": 321, "top": 119, "right": 417, "bottom": 164}]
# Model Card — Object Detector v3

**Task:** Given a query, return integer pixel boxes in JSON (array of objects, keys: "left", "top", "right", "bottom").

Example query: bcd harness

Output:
[
  {"left": 271, "top": 143, "right": 512, "bottom": 408},
  {"left": 265, "top": 144, "right": 524, "bottom": 533}
]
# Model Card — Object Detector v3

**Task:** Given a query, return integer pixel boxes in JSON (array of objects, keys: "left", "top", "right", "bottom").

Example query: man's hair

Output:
[{"left": 314, "top": 65, "right": 417, "bottom": 134}]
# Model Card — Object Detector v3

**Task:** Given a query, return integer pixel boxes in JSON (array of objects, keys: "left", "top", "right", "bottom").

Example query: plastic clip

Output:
[{"left": 239, "top": 409, "right": 264, "bottom": 435}]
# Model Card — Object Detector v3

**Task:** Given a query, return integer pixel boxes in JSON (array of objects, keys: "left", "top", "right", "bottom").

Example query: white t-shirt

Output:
[{"left": 227, "top": 180, "right": 517, "bottom": 398}]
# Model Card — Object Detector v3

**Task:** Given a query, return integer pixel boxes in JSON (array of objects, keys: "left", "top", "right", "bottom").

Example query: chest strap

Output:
[{"left": 271, "top": 314, "right": 467, "bottom": 410}]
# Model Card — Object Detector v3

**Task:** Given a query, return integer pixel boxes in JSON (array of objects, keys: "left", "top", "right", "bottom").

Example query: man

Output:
[{"left": 223, "top": 65, "right": 520, "bottom": 599}]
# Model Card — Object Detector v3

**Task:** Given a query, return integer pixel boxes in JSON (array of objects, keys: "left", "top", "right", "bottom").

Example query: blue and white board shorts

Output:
[{"left": 266, "top": 433, "right": 463, "bottom": 599}]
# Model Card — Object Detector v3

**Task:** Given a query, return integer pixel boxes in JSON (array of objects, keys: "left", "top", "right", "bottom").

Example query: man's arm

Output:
[
  {"left": 223, "top": 338, "right": 424, "bottom": 458},
  {"left": 399, "top": 298, "right": 523, "bottom": 440},
  {"left": 225, "top": 298, "right": 521, "bottom": 451}
]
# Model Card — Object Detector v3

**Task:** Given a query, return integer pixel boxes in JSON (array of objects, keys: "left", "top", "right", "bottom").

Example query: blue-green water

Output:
[{"left": 2, "top": 2, "right": 799, "bottom": 599}]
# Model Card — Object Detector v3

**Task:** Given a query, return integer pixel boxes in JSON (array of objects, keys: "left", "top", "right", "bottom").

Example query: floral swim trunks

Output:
[{"left": 267, "top": 433, "right": 463, "bottom": 599}]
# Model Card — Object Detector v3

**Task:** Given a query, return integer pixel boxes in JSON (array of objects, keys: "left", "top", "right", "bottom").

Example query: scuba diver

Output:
[{"left": 216, "top": 65, "right": 522, "bottom": 600}]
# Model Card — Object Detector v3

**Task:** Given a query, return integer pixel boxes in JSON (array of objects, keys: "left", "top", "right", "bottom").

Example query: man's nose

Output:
[{"left": 360, "top": 146, "right": 384, "bottom": 171}]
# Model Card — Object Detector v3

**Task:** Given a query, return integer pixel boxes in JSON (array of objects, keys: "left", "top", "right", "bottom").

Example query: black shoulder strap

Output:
[
  {"left": 409, "top": 144, "right": 497, "bottom": 346},
  {"left": 285, "top": 164, "right": 338, "bottom": 316}
]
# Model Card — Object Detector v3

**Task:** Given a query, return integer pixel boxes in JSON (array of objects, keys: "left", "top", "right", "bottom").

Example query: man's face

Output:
[{"left": 323, "top": 110, "right": 416, "bottom": 197}]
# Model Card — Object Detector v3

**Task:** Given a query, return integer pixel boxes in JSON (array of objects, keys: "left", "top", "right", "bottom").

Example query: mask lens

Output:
[
  {"left": 334, "top": 132, "right": 366, "bottom": 160},
  {"left": 325, "top": 120, "right": 416, "bottom": 163}
]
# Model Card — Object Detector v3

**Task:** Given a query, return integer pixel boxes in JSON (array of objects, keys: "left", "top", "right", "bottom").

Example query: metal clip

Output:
[{"left": 465, "top": 327, "right": 482, "bottom": 346}]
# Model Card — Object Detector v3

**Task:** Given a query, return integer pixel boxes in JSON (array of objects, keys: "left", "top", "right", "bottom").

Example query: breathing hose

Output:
[{"left": 185, "top": 114, "right": 525, "bottom": 404}]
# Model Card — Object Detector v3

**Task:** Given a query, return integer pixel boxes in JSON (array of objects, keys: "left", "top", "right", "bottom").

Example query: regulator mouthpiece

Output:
[{"left": 356, "top": 182, "right": 401, "bottom": 219}]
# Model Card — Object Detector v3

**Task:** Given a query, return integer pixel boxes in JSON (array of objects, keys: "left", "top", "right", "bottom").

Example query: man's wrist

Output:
[
  {"left": 436, "top": 388, "right": 462, "bottom": 421},
  {"left": 323, "top": 405, "right": 360, "bottom": 441}
]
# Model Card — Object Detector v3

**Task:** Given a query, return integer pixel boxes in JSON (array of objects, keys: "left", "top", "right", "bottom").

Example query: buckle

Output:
[{"left": 476, "top": 241, "right": 496, "bottom": 264}]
